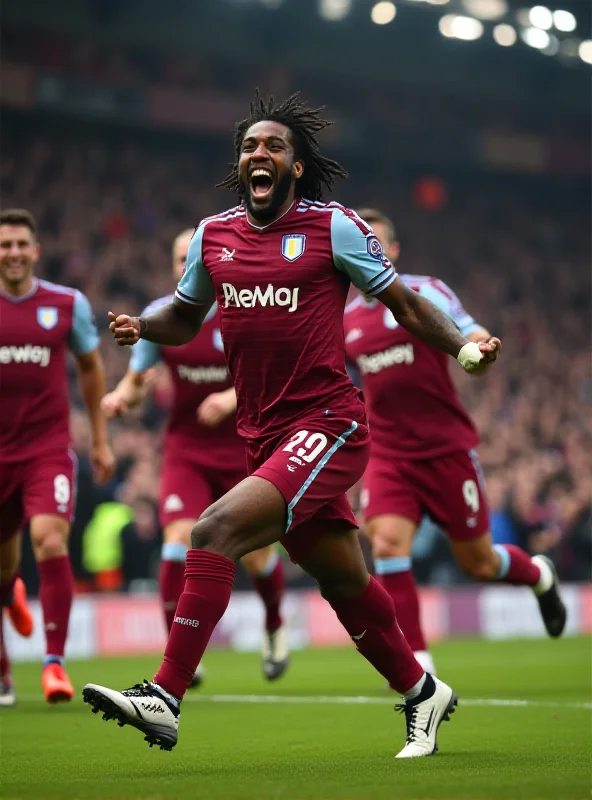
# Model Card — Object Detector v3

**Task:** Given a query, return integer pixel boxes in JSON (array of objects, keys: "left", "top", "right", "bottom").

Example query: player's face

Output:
[
  {"left": 0, "top": 224, "right": 39, "bottom": 289},
  {"left": 172, "top": 231, "right": 193, "bottom": 282},
  {"left": 371, "top": 222, "right": 400, "bottom": 265},
  {"left": 239, "top": 121, "right": 304, "bottom": 223}
]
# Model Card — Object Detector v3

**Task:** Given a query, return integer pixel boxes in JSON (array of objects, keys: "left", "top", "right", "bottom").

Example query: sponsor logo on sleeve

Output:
[{"left": 366, "top": 236, "right": 384, "bottom": 260}]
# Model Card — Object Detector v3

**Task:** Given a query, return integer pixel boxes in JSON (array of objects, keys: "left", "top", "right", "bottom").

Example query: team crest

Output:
[
  {"left": 212, "top": 328, "right": 224, "bottom": 352},
  {"left": 281, "top": 234, "right": 306, "bottom": 262},
  {"left": 37, "top": 307, "right": 58, "bottom": 330}
]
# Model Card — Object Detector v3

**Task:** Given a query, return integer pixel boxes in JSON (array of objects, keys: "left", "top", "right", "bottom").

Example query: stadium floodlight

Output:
[
  {"left": 579, "top": 40, "right": 592, "bottom": 64},
  {"left": 439, "top": 14, "right": 456, "bottom": 36},
  {"left": 371, "top": 2, "right": 397, "bottom": 24},
  {"left": 553, "top": 10, "right": 576, "bottom": 32},
  {"left": 451, "top": 15, "right": 484, "bottom": 39},
  {"left": 493, "top": 23, "right": 517, "bottom": 45},
  {"left": 462, "top": 0, "right": 507, "bottom": 21},
  {"left": 521, "top": 26, "right": 550, "bottom": 48},
  {"left": 529, "top": 5, "right": 553, "bottom": 30},
  {"left": 319, "top": 0, "right": 352, "bottom": 21},
  {"left": 426, "top": 0, "right": 450, "bottom": 5}
]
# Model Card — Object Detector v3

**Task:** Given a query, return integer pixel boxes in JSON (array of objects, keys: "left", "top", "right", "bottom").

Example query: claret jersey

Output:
[
  {"left": 0, "top": 279, "right": 98, "bottom": 461},
  {"left": 344, "top": 275, "right": 481, "bottom": 460},
  {"left": 175, "top": 199, "right": 397, "bottom": 442}
]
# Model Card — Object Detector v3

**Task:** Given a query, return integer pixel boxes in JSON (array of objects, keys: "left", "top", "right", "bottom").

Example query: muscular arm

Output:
[
  {"left": 376, "top": 279, "right": 468, "bottom": 357},
  {"left": 110, "top": 298, "right": 211, "bottom": 347},
  {"left": 138, "top": 298, "right": 209, "bottom": 346}
]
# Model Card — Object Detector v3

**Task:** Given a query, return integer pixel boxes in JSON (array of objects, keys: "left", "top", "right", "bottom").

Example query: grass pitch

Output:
[{"left": 1, "top": 637, "right": 590, "bottom": 800}]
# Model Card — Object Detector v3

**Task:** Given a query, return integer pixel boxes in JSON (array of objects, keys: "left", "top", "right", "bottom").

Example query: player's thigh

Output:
[
  {"left": 192, "top": 475, "right": 288, "bottom": 559},
  {"left": 0, "top": 532, "right": 23, "bottom": 583},
  {"left": 449, "top": 531, "right": 499, "bottom": 580},
  {"left": 416, "top": 449, "right": 490, "bottom": 544},
  {"left": 361, "top": 457, "right": 422, "bottom": 542},
  {"left": 365, "top": 514, "right": 417, "bottom": 558},
  {"left": 254, "top": 416, "right": 370, "bottom": 553},
  {"left": 299, "top": 524, "right": 369, "bottom": 600},
  {"left": 24, "top": 450, "right": 76, "bottom": 554},
  {"left": 159, "top": 453, "right": 216, "bottom": 530}
]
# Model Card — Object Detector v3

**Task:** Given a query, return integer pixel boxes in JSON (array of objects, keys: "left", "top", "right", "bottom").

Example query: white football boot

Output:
[
  {"left": 83, "top": 681, "right": 179, "bottom": 751},
  {"left": 395, "top": 676, "right": 458, "bottom": 758},
  {"left": 262, "top": 625, "right": 290, "bottom": 681}
]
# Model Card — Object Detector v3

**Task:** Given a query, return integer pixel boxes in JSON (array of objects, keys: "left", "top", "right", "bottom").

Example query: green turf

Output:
[{"left": 1, "top": 638, "right": 590, "bottom": 799}]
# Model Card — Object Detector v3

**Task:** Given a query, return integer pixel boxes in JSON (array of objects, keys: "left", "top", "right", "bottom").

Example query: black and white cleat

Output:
[
  {"left": 82, "top": 681, "right": 179, "bottom": 751},
  {"left": 395, "top": 676, "right": 458, "bottom": 758}
]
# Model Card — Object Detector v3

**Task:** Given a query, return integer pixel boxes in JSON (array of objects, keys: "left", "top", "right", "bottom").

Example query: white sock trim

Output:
[
  {"left": 403, "top": 672, "right": 426, "bottom": 701},
  {"left": 532, "top": 556, "right": 554, "bottom": 596}
]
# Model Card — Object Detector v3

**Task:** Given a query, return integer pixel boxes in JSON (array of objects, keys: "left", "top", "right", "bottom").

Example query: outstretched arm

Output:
[
  {"left": 110, "top": 223, "right": 216, "bottom": 348},
  {"left": 376, "top": 279, "right": 501, "bottom": 372},
  {"left": 109, "top": 298, "right": 210, "bottom": 347}
]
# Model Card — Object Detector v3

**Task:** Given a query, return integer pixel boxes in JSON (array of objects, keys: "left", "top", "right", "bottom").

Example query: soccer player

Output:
[
  {"left": 344, "top": 209, "right": 566, "bottom": 675},
  {"left": 83, "top": 92, "right": 500, "bottom": 758},
  {"left": 102, "top": 228, "right": 289, "bottom": 683},
  {"left": 0, "top": 208, "right": 114, "bottom": 704}
]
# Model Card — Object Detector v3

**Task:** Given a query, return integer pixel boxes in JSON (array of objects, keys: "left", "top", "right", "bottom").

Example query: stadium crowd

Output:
[{"left": 3, "top": 119, "right": 589, "bottom": 588}]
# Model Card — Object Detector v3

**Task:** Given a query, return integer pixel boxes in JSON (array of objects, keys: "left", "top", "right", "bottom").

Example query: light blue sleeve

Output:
[
  {"left": 129, "top": 297, "right": 167, "bottom": 372},
  {"left": 69, "top": 291, "right": 100, "bottom": 355},
  {"left": 331, "top": 208, "right": 397, "bottom": 296},
  {"left": 175, "top": 223, "right": 216, "bottom": 306},
  {"left": 418, "top": 280, "right": 482, "bottom": 337}
]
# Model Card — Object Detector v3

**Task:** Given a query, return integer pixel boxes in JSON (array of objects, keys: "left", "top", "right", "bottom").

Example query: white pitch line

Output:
[
  {"left": 185, "top": 694, "right": 592, "bottom": 711},
  {"left": 14, "top": 693, "right": 592, "bottom": 710}
]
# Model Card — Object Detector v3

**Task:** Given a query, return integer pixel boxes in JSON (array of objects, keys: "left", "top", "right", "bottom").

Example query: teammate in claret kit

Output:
[
  {"left": 102, "top": 228, "right": 288, "bottom": 684},
  {"left": 83, "top": 91, "right": 501, "bottom": 757},
  {"left": 0, "top": 209, "right": 114, "bottom": 705},
  {"left": 344, "top": 209, "right": 566, "bottom": 676}
]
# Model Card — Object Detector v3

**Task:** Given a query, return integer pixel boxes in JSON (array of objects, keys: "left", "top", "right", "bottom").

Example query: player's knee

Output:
[
  {"left": 318, "top": 569, "right": 369, "bottom": 603},
  {"left": 190, "top": 507, "right": 240, "bottom": 559},
  {"left": 461, "top": 558, "right": 498, "bottom": 581},
  {"left": 31, "top": 526, "right": 68, "bottom": 559},
  {"left": 372, "top": 534, "right": 408, "bottom": 559}
]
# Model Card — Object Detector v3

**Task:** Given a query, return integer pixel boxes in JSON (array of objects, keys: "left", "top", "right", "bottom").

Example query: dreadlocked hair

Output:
[{"left": 217, "top": 89, "right": 348, "bottom": 202}]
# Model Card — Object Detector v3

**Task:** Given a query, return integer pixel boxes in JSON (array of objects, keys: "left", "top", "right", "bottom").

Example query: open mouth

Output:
[{"left": 249, "top": 168, "right": 275, "bottom": 201}]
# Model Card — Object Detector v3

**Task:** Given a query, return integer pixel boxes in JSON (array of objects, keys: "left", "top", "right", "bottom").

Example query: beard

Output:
[{"left": 241, "top": 169, "right": 293, "bottom": 222}]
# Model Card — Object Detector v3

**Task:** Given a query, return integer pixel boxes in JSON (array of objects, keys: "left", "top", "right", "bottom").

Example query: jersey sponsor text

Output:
[
  {"left": 222, "top": 282, "right": 299, "bottom": 313},
  {"left": 0, "top": 344, "right": 51, "bottom": 367}
]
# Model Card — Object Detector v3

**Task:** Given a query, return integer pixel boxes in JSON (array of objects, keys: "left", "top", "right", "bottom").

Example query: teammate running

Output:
[
  {"left": 102, "top": 229, "right": 289, "bottom": 683},
  {"left": 0, "top": 208, "right": 114, "bottom": 704},
  {"left": 83, "top": 91, "right": 500, "bottom": 758},
  {"left": 344, "top": 208, "right": 566, "bottom": 674}
]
